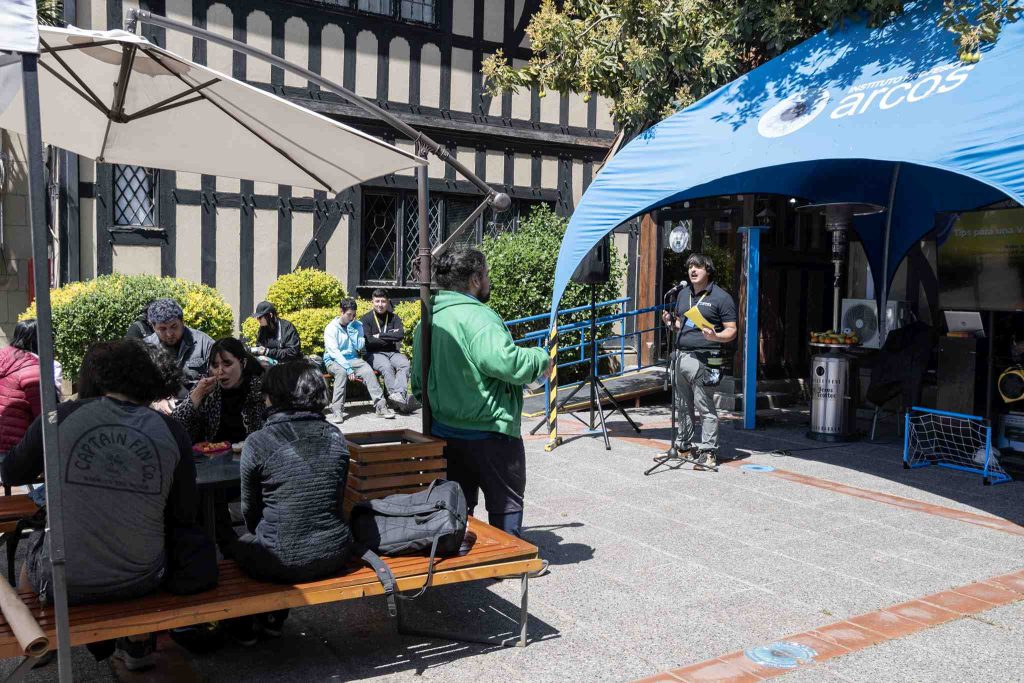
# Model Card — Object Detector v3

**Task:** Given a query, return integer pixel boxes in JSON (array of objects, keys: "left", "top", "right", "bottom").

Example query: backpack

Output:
[{"left": 349, "top": 479, "right": 467, "bottom": 616}]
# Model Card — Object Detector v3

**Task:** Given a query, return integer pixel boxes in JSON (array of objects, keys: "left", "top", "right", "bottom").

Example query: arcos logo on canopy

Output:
[{"left": 757, "top": 63, "right": 975, "bottom": 138}]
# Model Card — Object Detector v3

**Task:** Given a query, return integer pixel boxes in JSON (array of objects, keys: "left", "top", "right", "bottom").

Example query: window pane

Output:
[
  {"left": 363, "top": 194, "right": 398, "bottom": 282},
  {"left": 400, "top": 0, "right": 435, "bottom": 23},
  {"left": 358, "top": 0, "right": 393, "bottom": 15},
  {"left": 445, "top": 197, "right": 482, "bottom": 246},
  {"left": 113, "top": 165, "right": 156, "bottom": 226},
  {"left": 484, "top": 202, "right": 520, "bottom": 239},
  {"left": 403, "top": 196, "right": 442, "bottom": 283}
]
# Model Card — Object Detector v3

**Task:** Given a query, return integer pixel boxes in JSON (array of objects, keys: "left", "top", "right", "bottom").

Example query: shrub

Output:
[
  {"left": 20, "top": 274, "right": 233, "bottom": 380},
  {"left": 266, "top": 268, "right": 345, "bottom": 315},
  {"left": 241, "top": 300, "right": 422, "bottom": 358},
  {"left": 481, "top": 205, "right": 625, "bottom": 378}
]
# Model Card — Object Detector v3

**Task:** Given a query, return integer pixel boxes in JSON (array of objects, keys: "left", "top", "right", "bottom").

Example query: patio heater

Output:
[{"left": 796, "top": 202, "right": 883, "bottom": 442}]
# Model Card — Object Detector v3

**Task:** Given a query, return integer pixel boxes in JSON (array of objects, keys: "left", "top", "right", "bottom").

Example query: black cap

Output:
[{"left": 253, "top": 301, "right": 275, "bottom": 318}]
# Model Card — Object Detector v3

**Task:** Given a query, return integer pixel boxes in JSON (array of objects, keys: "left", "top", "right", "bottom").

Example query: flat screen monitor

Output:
[{"left": 937, "top": 208, "right": 1024, "bottom": 312}]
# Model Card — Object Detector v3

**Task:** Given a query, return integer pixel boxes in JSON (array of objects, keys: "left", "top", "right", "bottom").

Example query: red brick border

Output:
[{"left": 633, "top": 569, "right": 1024, "bottom": 682}]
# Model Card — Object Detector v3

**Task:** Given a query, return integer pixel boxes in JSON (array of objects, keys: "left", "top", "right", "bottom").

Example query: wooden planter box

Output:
[{"left": 343, "top": 429, "right": 446, "bottom": 514}]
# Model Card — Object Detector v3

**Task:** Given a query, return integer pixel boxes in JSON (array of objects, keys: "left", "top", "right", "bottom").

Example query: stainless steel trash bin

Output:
[{"left": 808, "top": 351, "right": 859, "bottom": 442}]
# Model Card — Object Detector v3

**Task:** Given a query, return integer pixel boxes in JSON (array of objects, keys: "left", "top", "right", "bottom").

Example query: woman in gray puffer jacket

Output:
[{"left": 228, "top": 360, "right": 352, "bottom": 639}]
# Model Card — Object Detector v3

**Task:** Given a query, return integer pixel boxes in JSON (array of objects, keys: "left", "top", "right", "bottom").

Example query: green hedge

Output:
[
  {"left": 266, "top": 268, "right": 345, "bottom": 315},
  {"left": 20, "top": 274, "right": 233, "bottom": 379},
  {"left": 241, "top": 298, "right": 423, "bottom": 358}
]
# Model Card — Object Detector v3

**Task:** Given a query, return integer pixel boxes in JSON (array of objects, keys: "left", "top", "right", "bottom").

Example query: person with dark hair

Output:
[
  {"left": 0, "top": 322, "right": 44, "bottom": 455},
  {"left": 172, "top": 338, "right": 266, "bottom": 557},
  {"left": 144, "top": 346, "right": 185, "bottom": 414},
  {"left": 249, "top": 301, "right": 301, "bottom": 363},
  {"left": 172, "top": 338, "right": 266, "bottom": 445},
  {"left": 323, "top": 297, "right": 395, "bottom": 423},
  {"left": 660, "top": 252, "right": 737, "bottom": 469},
  {"left": 224, "top": 360, "right": 351, "bottom": 640},
  {"left": 143, "top": 298, "right": 214, "bottom": 393},
  {"left": 1, "top": 340, "right": 213, "bottom": 671},
  {"left": 124, "top": 300, "right": 155, "bottom": 341},
  {"left": 358, "top": 289, "right": 416, "bottom": 413},
  {"left": 412, "top": 247, "right": 548, "bottom": 542}
]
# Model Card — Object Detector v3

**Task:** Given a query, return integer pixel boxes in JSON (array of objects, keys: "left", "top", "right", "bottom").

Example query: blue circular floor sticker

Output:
[
  {"left": 744, "top": 642, "right": 817, "bottom": 669},
  {"left": 741, "top": 464, "right": 776, "bottom": 473}
]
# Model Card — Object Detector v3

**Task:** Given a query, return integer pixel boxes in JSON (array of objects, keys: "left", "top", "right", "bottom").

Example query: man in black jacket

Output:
[
  {"left": 250, "top": 301, "right": 302, "bottom": 364},
  {"left": 359, "top": 289, "right": 416, "bottom": 412}
]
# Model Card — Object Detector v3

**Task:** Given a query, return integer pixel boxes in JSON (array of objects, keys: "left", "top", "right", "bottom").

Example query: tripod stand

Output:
[
  {"left": 644, "top": 290, "right": 717, "bottom": 475},
  {"left": 552, "top": 285, "right": 641, "bottom": 450}
]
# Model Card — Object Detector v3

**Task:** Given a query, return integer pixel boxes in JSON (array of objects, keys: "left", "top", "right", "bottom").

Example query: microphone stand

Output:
[{"left": 645, "top": 283, "right": 705, "bottom": 475}]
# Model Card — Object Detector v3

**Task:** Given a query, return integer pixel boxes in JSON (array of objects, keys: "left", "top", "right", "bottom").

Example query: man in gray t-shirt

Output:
[
  {"left": 1, "top": 343, "right": 202, "bottom": 606},
  {"left": 661, "top": 253, "right": 737, "bottom": 469}
]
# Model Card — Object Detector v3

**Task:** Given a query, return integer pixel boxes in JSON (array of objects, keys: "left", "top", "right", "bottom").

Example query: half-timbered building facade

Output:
[{"left": 68, "top": 0, "right": 618, "bottom": 323}]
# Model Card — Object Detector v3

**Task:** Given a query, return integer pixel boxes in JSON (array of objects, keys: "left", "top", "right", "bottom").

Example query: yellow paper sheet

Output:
[{"left": 684, "top": 305, "right": 714, "bottom": 331}]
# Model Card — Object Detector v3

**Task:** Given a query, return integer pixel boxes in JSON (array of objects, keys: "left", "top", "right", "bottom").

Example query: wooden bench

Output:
[
  {"left": 0, "top": 518, "right": 542, "bottom": 665},
  {"left": 0, "top": 498, "right": 36, "bottom": 536}
]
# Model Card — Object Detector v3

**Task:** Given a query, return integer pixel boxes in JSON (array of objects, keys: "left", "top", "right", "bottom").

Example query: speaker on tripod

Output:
[
  {"left": 571, "top": 235, "right": 611, "bottom": 285},
  {"left": 552, "top": 235, "right": 640, "bottom": 450}
]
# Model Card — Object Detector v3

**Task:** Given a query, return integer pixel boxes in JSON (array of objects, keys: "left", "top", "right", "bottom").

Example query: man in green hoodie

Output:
[{"left": 412, "top": 247, "right": 548, "bottom": 539}]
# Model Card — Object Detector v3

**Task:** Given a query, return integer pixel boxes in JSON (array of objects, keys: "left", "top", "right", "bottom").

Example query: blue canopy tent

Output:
[
  {"left": 551, "top": 0, "right": 1024, "bottom": 317},
  {"left": 544, "top": 0, "right": 1024, "bottom": 439}
]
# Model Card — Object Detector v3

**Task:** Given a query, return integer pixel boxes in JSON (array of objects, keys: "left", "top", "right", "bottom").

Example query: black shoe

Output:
[
  {"left": 169, "top": 623, "right": 224, "bottom": 654},
  {"left": 225, "top": 616, "right": 258, "bottom": 647},
  {"left": 113, "top": 634, "right": 156, "bottom": 672},
  {"left": 655, "top": 445, "right": 691, "bottom": 461},
  {"left": 257, "top": 610, "right": 289, "bottom": 638},
  {"left": 694, "top": 450, "right": 718, "bottom": 471}
]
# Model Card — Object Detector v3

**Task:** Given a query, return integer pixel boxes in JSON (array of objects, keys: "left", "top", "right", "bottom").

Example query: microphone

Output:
[{"left": 663, "top": 281, "right": 687, "bottom": 299}]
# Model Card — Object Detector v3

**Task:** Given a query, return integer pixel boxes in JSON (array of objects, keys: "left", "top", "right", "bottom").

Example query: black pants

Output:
[
  {"left": 230, "top": 535, "right": 351, "bottom": 584},
  {"left": 442, "top": 435, "right": 526, "bottom": 537}
]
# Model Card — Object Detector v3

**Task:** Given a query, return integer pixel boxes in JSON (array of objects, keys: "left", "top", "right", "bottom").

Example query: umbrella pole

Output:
[
  {"left": 416, "top": 147, "right": 433, "bottom": 434},
  {"left": 880, "top": 163, "right": 901, "bottom": 345},
  {"left": 20, "top": 53, "right": 73, "bottom": 682}
]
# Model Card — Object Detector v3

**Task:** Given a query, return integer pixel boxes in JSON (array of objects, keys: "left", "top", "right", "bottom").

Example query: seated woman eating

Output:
[
  {"left": 173, "top": 338, "right": 265, "bottom": 552},
  {"left": 1, "top": 340, "right": 214, "bottom": 670},
  {"left": 228, "top": 360, "right": 353, "bottom": 639}
]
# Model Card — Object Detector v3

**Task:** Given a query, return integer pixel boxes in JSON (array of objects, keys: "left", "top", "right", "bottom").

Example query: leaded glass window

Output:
[
  {"left": 113, "top": 165, "right": 156, "bottom": 226},
  {"left": 403, "top": 197, "right": 442, "bottom": 283},
  {"left": 363, "top": 194, "right": 398, "bottom": 282},
  {"left": 400, "top": 0, "right": 435, "bottom": 23}
]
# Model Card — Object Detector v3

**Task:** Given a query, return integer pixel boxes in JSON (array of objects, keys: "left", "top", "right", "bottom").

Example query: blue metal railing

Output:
[{"left": 504, "top": 297, "right": 668, "bottom": 397}]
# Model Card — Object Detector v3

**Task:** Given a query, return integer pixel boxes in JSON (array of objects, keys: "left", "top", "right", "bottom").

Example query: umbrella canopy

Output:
[
  {"left": 550, "top": 0, "right": 1024, "bottom": 315},
  {"left": 0, "top": 25, "right": 423, "bottom": 192}
]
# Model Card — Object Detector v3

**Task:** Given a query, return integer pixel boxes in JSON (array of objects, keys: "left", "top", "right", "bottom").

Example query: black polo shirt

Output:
[{"left": 672, "top": 281, "right": 737, "bottom": 351}]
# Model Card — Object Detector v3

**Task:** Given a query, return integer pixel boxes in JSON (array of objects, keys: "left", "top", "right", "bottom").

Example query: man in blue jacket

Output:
[{"left": 323, "top": 298, "right": 395, "bottom": 423}]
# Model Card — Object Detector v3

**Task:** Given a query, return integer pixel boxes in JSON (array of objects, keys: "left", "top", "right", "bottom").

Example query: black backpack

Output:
[{"left": 349, "top": 479, "right": 468, "bottom": 615}]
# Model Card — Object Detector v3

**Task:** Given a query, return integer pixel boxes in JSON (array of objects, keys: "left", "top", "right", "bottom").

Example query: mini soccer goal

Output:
[{"left": 903, "top": 407, "right": 1012, "bottom": 486}]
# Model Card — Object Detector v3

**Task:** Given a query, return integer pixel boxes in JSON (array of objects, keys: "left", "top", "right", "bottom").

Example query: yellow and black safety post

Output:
[{"left": 544, "top": 321, "right": 562, "bottom": 451}]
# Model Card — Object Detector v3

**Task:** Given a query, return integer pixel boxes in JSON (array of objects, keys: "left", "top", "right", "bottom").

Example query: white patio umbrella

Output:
[
  {"left": 0, "top": 21, "right": 423, "bottom": 682},
  {"left": 0, "top": 25, "right": 424, "bottom": 191}
]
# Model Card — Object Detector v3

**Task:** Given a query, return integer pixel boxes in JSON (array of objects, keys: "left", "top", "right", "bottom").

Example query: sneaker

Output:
[
  {"left": 113, "top": 634, "right": 156, "bottom": 672},
  {"left": 404, "top": 394, "right": 421, "bottom": 412},
  {"left": 695, "top": 450, "right": 718, "bottom": 471},
  {"left": 257, "top": 610, "right": 289, "bottom": 638},
  {"left": 375, "top": 402, "right": 396, "bottom": 419},
  {"left": 654, "top": 444, "right": 690, "bottom": 461},
  {"left": 326, "top": 413, "right": 344, "bottom": 425},
  {"left": 224, "top": 617, "right": 258, "bottom": 647}
]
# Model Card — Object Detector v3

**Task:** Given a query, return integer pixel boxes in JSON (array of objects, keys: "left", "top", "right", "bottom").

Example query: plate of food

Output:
[{"left": 193, "top": 441, "right": 232, "bottom": 457}]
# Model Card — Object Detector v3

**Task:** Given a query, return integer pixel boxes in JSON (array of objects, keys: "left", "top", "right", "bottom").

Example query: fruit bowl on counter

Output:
[{"left": 809, "top": 330, "right": 860, "bottom": 349}]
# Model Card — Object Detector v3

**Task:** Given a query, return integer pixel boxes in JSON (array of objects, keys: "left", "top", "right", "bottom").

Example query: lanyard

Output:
[
  {"left": 688, "top": 290, "right": 709, "bottom": 309},
  {"left": 374, "top": 312, "right": 387, "bottom": 334}
]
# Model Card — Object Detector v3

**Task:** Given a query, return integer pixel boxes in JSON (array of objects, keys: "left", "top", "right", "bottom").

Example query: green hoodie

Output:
[{"left": 412, "top": 290, "right": 548, "bottom": 438}]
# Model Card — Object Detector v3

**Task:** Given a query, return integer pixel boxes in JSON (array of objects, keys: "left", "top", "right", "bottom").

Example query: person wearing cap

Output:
[
  {"left": 250, "top": 301, "right": 301, "bottom": 364},
  {"left": 143, "top": 298, "right": 215, "bottom": 393}
]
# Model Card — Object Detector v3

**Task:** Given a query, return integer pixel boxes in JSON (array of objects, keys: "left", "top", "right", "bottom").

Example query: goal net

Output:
[{"left": 904, "top": 407, "right": 1011, "bottom": 485}]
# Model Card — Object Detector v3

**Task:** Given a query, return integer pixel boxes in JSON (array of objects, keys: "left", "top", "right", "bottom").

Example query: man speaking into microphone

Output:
[{"left": 660, "top": 254, "right": 737, "bottom": 470}]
